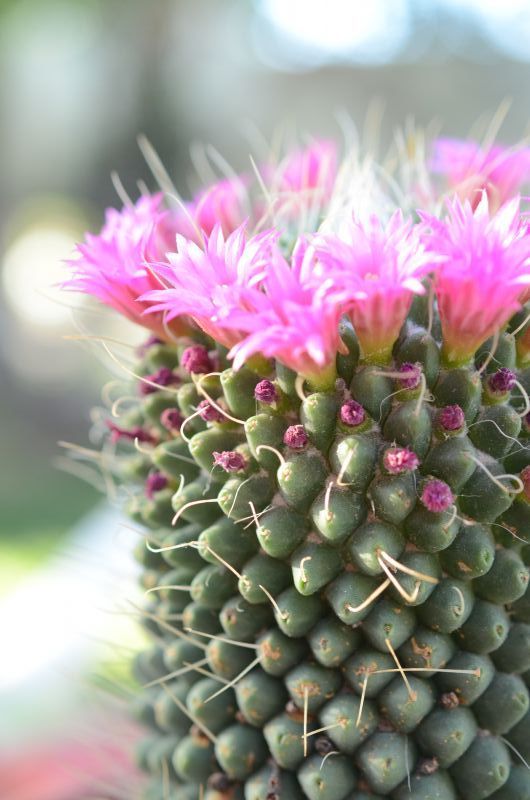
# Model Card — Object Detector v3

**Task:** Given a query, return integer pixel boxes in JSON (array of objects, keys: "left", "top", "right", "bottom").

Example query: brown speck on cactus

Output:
[
  {"left": 439, "top": 691, "right": 460, "bottom": 709},
  {"left": 418, "top": 756, "right": 440, "bottom": 774}
]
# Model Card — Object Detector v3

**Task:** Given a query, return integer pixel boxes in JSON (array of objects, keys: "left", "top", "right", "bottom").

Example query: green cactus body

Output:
[{"left": 105, "top": 327, "right": 530, "bottom": 799}]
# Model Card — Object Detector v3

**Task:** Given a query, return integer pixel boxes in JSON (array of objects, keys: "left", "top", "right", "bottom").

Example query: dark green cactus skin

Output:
[{"left": 109, "top": 324, "right": 530, "bottom": 800}]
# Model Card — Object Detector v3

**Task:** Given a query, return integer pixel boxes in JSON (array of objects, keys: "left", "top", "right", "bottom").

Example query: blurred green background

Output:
[{"left": 2, "top": 0, "right": 530, "bottom": 796}]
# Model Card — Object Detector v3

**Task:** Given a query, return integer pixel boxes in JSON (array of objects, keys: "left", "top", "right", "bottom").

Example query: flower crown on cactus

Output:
[
  {"left": 66, "top": 135, "right": 530, "bottom": 380},
  {"left": 65, "top": 131, "right": 530, "bottom": 800}
]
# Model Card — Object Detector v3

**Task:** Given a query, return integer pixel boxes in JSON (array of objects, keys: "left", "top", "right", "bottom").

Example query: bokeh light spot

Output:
[{"left": 2, "top": 217, "right": 83, "bottom": 328}]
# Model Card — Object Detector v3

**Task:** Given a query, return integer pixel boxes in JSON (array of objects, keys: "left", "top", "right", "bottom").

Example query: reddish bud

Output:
[
  {"left": 107, "top": 421, "right": 156, "bottom": 445},
  {"left": 160, "top": 408, "right": 184, "bottom": 433},
  {"left": 139, "top": 366, "right": 180, "bottom": 396},
  {"left": 383, "top": 446, "right": 420, "bottom": 475},
  {"left": 421, "top": 478, "right": 454, "bottom": 512},
  {"left": 181, "top": 345, "right": 213, "bottom": 374},
  {"left": 145, "top": 471, "right": 168, "bottom": 498},
  {"left": 437, "top": 404, "right": 465, "bottom": 432},
  {"left": 136, "top": 335, "right": 163, "bottom": 356},
  {"left": 340, "top": 399, "right": 366, "bottom": 427},
  {"left": 487, "top": 367, "right": 516, "bottom": 395},
  {"left": 197, "top": 399, "right": 225, "bottom": 423},
  {"left": 398, "top": 361, "right": 422, "bottom": 389},
  {"left": 283, "top": 424, "right": 309, "bottom": 449},
  {"left": 254, "top": 379, "right": 278, "bottom": 404},
  {"left": 213, "top": 450, "right": 247, "bottom": 472}
]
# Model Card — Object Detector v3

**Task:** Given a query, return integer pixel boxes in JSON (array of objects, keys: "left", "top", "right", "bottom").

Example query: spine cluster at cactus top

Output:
[{"left": 66, "top": 133, "right": 530, "bottom": 800}]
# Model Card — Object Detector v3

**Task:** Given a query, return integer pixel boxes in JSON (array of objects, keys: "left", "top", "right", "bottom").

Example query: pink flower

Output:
[
  {"left": 0, "top": 714, "right": 143, "bottom": 800},
  {"left": 142, "top": 223, "right": 278, "bottom": 348},
  {"left": 397, "top": 362, "right": 422, "bottom": 390},
  {"left": 66, "top": 194, "right": 190, "bottom": 339},
  {"left": 487, "top": 367, "right": 516, "bottom": 396},
  {"left": 225, "top": 240, "right": 344, "bottom": 385},
  {"left": 421, "top": 195, "right": 530, "bottom": 365},
  {"left": 278, "top": 139, "right": 337, "bottom": 198},
  {"left": 106, "top": 421, "right": 157, "bottom": 445},
  {"left": 138, "top": 366, "right": 180, "bottom": 395},
  {"left": 431, "top": 138, "right": 530, "bottom": 211},
  {"left": 193, "top": 177, "right": 248, "bottom": 236},
  {"left": 312, "top": 210, "right": 430, "bottom": 363},
  {"left": 259, "top": 140, "right": 338, "bottom": 222},
  {"left": 172, "top": 177, "right": 248, "bottom": 240}
]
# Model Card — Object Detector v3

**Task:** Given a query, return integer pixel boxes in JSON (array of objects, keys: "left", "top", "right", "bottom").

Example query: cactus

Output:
[{"left": 65, "top": 133, "right": 530, "bottom": 799}]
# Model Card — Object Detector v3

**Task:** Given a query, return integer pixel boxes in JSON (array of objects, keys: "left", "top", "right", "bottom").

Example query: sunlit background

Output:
[{"left": 2, "top": 0, "right": 530, "bottom": 796}]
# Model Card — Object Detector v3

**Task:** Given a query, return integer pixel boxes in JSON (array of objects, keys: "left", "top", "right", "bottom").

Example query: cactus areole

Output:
[{"left": 66, "top": 135, "right": 530, "bottom": 799}]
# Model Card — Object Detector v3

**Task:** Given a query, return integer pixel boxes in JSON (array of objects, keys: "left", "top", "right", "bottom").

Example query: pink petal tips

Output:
[
  {"left": 160, "top": 408, "right": 184, "bottom": 434},
  {"left": 225, "top": 240, "right": 343, "bottom": 387},
  {"left": 312, "top": 210, "right": 430, "bottom": 364},
  {"left": 197, "top": 399, "right": 226, "bottom": 423},
  {"left": 67, "top": 132, "right": 530, "bottom": 392},
  {"left": 141, "top": 223, "right": 278, "bottom": 349},
  {"left": 431, "top": 138, "right": 530, "bottom": 211},
  {"left": 162, "top": 176, "right": 249, "bottom": 243},
  {"left": 65, "top": 194, "right": 190, "bottom": 340},
  {"left": 420, "top": 195, "right": 530, "bottom": 366}
]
